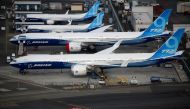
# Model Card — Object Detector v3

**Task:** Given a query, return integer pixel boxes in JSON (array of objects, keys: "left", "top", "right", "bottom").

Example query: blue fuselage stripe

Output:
[
  {"left": 11, "top": 59, "right": 171, "bottom": 70},
  {"left": 11, "top": 39, "right": 68, "bottom": 46}
]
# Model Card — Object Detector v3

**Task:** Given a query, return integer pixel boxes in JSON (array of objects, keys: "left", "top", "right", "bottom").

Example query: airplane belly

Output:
[
  {"left": 26, "top": 18, "right": 45, "bottom": 22},
  {"left": 127, "top": 60, "right": 159, "bottom": 67},
  {"left": 28, "top": 29, "right": 50, "bottom": 33},
  {"left": 24, "top": 39, "right": 67, "bottom": 46},
  {"left": 15, "top": 61, "right": 73, "bottom": 70}
]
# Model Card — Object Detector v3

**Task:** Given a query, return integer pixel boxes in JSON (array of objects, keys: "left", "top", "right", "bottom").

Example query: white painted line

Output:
[
  {"left": 0, "top": 88, "right": 11, "bottom": 92},
  {"left": 16, "top": 88, "right": 28, "bottom": 91}
]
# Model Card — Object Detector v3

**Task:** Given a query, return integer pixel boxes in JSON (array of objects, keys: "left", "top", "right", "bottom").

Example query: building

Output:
[
  {"left": 130, "top": 6, "right": 153, "bottom": 31},
  {"left": 13, "top": 0, "right": 42, "bottom": 18},
  {"left": 12, "top": 0, "right": 43, "bottom": 30}
]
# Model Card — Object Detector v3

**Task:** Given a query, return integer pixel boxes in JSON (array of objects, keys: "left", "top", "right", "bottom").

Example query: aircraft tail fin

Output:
[
  {"left": 139, "top": 9, "right": 172, "bottom": 38},
  {"left": 84, "top": 1, "right": 100, "bottom": 19},
  {"left": 88, "top": 11, "right": 104, "bottom": 30},
  {"left": 149, "top": 28, "right": 185, "bottom": 60}
]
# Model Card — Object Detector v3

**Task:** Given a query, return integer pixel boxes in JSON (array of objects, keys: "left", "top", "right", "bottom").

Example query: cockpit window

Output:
[
  {"left": 18, "top": 35, "right": 26, "bottom": 40},
  {"left": 12, "top": 36, "right": 17, "bottom": 39},
  {"left": 12, "top": 59, "right": 16, "bottom": 62},
  {"left": 19, "top": 36, "right": 26, "bottom": 38}
]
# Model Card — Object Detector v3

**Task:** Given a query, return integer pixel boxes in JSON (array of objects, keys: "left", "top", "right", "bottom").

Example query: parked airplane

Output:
[
  {"left": 10, "top": 9, "right": 172, "bottom": 53},
  {"left": 18, "top": 12, "right": 105, "bottom": 33},
  {"left": 16, "top": 1, "right": 100, "bottom": 24},
  {"left": 10, "top": 28, "right": 185, "bottom": 75}
]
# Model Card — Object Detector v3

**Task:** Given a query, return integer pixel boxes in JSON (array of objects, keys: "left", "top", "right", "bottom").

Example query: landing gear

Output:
[
  {"left": 88, "top": 67, "right": 104, "bottom": 79},
  {"left": 19, "top": 69, "right": 26, "bottom": 75},
  {"left": 94, "top": 67, "right": 106, "bottom": 79},
  {"left": 89, "top": 72, "right": 98, "bottom": 79},
  {"left": 87, "top": 45, "right": 97, "bottom": 53},
  {"left": 33, "top": 46, "right": 39, "bottom": 50}
]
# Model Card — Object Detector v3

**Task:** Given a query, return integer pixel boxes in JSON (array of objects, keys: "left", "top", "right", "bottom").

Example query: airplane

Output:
[
  {"left": 10, "top": 28, "right": 185, "bottom": 75},
  {"left": 10, "top": 9, "right": 172, "bottom": 53},
  {"left": 18, "top": 12, "right": 105, "bottom": 33},
  {"left": 16, "top": 1, "right": 100, "bottom": 24}
]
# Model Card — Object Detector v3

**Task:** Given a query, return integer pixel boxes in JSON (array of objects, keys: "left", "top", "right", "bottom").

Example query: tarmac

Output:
[{"left": 0, "top": 0, "right": 190, "bottom": 108}]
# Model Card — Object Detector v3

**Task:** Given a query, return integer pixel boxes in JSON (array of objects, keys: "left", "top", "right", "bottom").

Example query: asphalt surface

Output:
[
  {"left": 0, "top": 0, "right": 190, "bottom": 109},
  {"left": 0, "top": 84, "right": 190, "bottom": 109}
]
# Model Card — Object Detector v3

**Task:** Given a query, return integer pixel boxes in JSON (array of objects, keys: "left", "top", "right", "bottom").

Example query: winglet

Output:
[
  {"left": 95, "top": 40, "right": 122, "bottom": 54},
  {"left": 65, "top": 10, "right": 69, "bottom": 15},
  {"left": 139, "top": 9, "right": 172, "bottom": 38},
  {"left": 149, "top": 28, "right": 185, "bottom": 60}
]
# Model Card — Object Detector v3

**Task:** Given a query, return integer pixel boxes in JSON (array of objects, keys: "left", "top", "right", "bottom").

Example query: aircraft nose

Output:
[
  {"left": 10, "top": 61, "right": 15, "bottom": 65},
  {"left": 10, "top": 37, "right": 16, "bottom": 41},
  {"left": 10, "top": 61, "right": 19, "bottom": 68},
  {"left": 9, "top": 37, "right": 18, "bottom": 44}
]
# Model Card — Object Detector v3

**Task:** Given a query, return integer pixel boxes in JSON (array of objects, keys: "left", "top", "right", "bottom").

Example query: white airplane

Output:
[
  {"left": 10, "top": 28, "right": 185, "bottom": 75},
  {"left": 10, "top": 9, "right": 172, "bottom": 53},
  {"left": 18, "top": 12, "right": 105, "bottom": 33},
  {"left": 16, "top": 1, "right": 100, "bottom": 24}
]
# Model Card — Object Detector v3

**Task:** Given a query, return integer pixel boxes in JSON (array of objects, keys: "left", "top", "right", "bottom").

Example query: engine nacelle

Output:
[
  {"left": 65, "top": 42, "right": 82, "bottom": 53},
  {"left": 20, "top": 26, "right": 28, "bottom": 33},
  {"left": 71, "top": 65, "right": 88, "bottom": 76},
  {"left": 46, "top": 20, "right": 55, "bottom": 25}
]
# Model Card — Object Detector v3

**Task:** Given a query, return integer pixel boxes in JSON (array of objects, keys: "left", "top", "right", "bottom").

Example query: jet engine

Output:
[
  {"left": 46, "top": 20, "right": 55, "bottom": 25},
  {"left": 20, "top": 26, "right": 28, "bottom": 33},
  {"left": 65, "top": 42, "right": 82, "bottom": 53},
  {"left": 71, "top": 65, "right": 88, "bottom": 76}
]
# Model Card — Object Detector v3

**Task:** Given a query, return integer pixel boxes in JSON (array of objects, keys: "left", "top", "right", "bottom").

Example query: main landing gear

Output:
[{"left": 19, "top": 69, "right": 26, "bottom": 75}]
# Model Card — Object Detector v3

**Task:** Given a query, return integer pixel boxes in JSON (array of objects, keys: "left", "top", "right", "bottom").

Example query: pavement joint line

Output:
[
  {"left": 0, "top": 89, "right": 59, "bottom": 99},
  {"left": 0, "top": 83, "right": 190, "bottom": 103},
  {"left": 0, "top": 87, "right": 152, "bottom": 103},
  {"left": 0, "top": 73, "right": 57, "bottom": 90}
]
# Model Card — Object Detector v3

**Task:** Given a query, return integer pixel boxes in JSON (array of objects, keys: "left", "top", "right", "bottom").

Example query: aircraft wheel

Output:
[{"left": 19, "top": 69, "right": 26, "bottom": 75}]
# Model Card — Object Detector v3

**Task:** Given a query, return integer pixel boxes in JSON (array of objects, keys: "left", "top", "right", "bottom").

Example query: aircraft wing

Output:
[
  {"left": 78, "top": 61, "right": 114, "bottom": 66},
  {"left": 76, "top": 61, "right": 121, "bottom": 67},
  {"left": 76, "top": 59, "right": 130, "bottom": 67},
  {"left": 95, "top": 40, "right": 122, "bottom": 54},
  {"left": 90, "top": 25, "right": 112, "bottom": 33}
]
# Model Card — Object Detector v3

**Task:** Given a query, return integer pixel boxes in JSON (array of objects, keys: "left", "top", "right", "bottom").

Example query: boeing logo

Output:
[
  {"left": 33, "top": 64, "right": 52, "bottom": 67},
  {"left": 154, "top": 17, "right": 165, "bottom": 28},
  {"left": 150, "top": 29, "right": 163, "bottom": 33},
  {"left": 162, "top": 49, "right": 175, "bottom": 54},
  {"left": 32, "top": 41, "right": 49, "bottom": 44}
]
